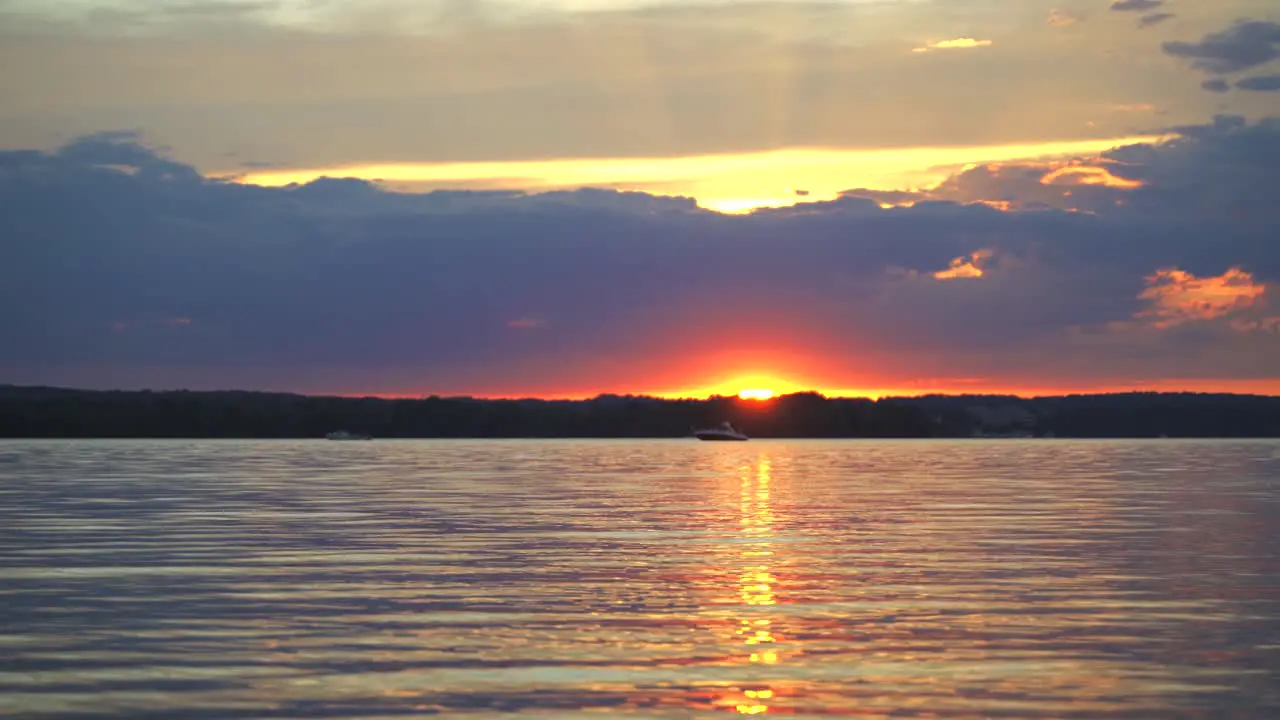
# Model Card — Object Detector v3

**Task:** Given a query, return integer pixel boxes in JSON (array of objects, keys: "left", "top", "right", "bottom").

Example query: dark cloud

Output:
[
  {"left": 1, "top": 119, "right": 1278, "bottom": 393},
  {"left": 1163, "top": 20, "right": 1280, "bottom": 75},
  {"left": 1202, "top": 78, "right": 1231, "bottom": 93},
  {"left": 1137, "top": 12, "right": 1175, "bottom": 29},
  {"left": 1236, "top": 74, "right": 1280, "bottom": 92},
  {"left": 1110, "top": 0, "right": 1163, "bottom": 12},
  {"left": 49, "top": 131, "right": 201, "bottom": 181}
]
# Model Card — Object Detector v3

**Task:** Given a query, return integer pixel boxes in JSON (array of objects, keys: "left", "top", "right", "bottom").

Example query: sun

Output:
[{"left": 738, "top": 388, "right": 776, "bottom": 401}]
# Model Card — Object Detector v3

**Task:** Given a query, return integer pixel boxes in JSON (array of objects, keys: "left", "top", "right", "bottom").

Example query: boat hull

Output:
[{"left": 694, "top": 432, "right": 749, "bottom": 441}]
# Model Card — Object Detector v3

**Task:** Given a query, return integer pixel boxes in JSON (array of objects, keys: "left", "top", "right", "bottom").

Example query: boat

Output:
[
  {"left": 325, "top": 431, "right": 372, "bottom": 441},
  {"left": 693, "top": 421, "right": 749, "bottom": 442}
]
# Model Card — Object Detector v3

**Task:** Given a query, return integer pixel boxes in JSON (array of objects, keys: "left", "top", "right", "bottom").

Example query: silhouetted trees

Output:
[{"left": 0, "top": 386, "right": 1277, "bottom": 438}]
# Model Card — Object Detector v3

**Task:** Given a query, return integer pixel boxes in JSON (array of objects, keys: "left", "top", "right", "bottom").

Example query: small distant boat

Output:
[
  {"left": 693, "top": 421, "right": 749, "bottom": 442},
  {"left": 325, "top": 431, "right": 372, "bottom": 441}
]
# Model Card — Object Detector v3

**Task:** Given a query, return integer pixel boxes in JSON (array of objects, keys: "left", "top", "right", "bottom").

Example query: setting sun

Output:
[{"left": 653, "top": 371, "right": 813, "bottom": 400}]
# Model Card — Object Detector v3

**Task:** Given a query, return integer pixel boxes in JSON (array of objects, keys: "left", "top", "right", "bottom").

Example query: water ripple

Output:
[{"left": 2, "top": 438, "right": 1278, "bottom": 718}]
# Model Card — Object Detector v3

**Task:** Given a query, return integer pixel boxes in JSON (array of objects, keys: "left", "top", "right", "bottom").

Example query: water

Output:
[{"left": 2, "top": 439, "right": 1279, "bottom": 718}]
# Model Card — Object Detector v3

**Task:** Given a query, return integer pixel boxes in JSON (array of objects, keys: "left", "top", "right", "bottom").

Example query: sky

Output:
[{"left": 1, "top": 0, "right": 1279, "bottom": 398}]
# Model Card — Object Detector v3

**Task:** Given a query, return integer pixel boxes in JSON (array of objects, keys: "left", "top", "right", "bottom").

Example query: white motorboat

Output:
[
  {"left": 325, "top": 430, "right": 372, "bottom": 441},
  {"left": 693, "top": 421, "right": 749, "bottom": 441}
]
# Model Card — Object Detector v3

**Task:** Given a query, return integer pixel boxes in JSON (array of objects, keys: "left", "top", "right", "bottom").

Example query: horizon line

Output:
[{"left": 7, "top": 383, "right": 1279, "bottom": 402}]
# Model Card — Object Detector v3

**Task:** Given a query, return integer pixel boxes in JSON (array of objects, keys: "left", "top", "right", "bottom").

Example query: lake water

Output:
[{"left": 2, "top": 439, "right": 1279, "bottom": 718}]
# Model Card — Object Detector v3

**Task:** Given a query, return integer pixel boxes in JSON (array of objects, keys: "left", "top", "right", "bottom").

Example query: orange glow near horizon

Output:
[
  {"left": 338, "top": 375, "right": 1280, "bottom": 401},
  {"left": 655, "top": 373, "right": 814, "bottom": 400},
  {"left": 312, "top": 336, "right": 1280, "bottom": 401}
]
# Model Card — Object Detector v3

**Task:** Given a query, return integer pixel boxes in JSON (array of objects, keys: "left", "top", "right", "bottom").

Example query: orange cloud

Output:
[
  {"left": 974, "top": 199, "right": 1013, "bottom": 211},
  {"left": 934, "top": 249, "right": 994, "bottom": 280},
  {"left": 1138, "top": 267, "right": 1267, "bottom": 328},
  {"left": 1039, "top": 165, "right": 1144, "bottom": 189}
]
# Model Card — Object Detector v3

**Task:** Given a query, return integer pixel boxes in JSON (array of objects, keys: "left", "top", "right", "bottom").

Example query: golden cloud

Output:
[
  {"left": 934, "top": 249, "right": 994, "bottom": 280},
  {"left": 1039, "top": 164, "right": 1144, "bottom": 189}
]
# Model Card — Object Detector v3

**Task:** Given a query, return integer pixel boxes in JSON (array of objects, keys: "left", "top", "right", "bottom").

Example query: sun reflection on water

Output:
[{"left": 729, "top": 454, "right": 784, "bottom": 714}]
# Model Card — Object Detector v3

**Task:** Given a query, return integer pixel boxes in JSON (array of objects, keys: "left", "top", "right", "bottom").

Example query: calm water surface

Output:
[{"left": 2, "top": 439, "right": 1279, "bottom": 718}]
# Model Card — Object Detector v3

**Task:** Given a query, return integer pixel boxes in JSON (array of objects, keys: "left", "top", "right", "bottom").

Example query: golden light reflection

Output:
[
  {"left": 227, "top": 135, "right": 1170, "bottom": 215},
  {"left": 728, "top": 454, "right": 783, "bottom": 714}
]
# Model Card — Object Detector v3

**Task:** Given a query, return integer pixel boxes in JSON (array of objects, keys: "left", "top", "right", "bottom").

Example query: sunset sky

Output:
[{"left": 1, "top": 0, "right": 1278, "bottom": 398}]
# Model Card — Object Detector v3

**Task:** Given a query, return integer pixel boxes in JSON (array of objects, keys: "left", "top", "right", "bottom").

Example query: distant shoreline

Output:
[{"left": 2, "top": 385, "right": 1278, "bottom": 439}]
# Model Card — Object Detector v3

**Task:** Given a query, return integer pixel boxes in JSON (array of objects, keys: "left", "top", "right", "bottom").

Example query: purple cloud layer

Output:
[{"left": 1, "top": 117, "right": 1278, "bottom": 394}]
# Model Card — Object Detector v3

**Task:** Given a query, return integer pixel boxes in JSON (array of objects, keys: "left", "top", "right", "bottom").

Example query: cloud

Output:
[
  {"left": 1110, "top": 0, "right": 1163, "bottom": 11},
  {"left": 1047, "top": 9, "right": 1082, "bottom": 29},
  {"left": 507, "top": 318, "right": 547, "bottom": 330},
  {"left": 1163, "top": 20, "right": 1280, "bottom": 75},
  {"left": 1201, "top": 78, "right": 1231, "bottom": 93},
  {"left": 1040, "top": 165, "right": 1143, "bottom": 189},
  {"left": 1136, "top": 267, "right": 1268, "bottom": 329},
  {"left": 840, "top": 158, "right": 1146, "bottom": 214},
  {"left": 0, "top": 0, "right": 1243, "bottom": 171},
  {"left": 48, "top": 131, "right": 201, "bottom": 181},
  {"left": 934, "top": 250, "right": 994, "bottom": 280},
  {"left": 228, "top": 136, "right": 1168, "bottom": 214},
  {"left": 1236, "top": 74, "right": 1280, "bottom": 92},
  {"left": 0, "top": 0, "right": 495, "bottom": 36},
  {"left": 1137, "top": 13, "right": 1175, "bottom": 29},
  {"left": 912, "top": 38, "right": 994, "bottom": 53},
  {"left": 1, "top": 118, "right": 1278, "bottom": 395}
]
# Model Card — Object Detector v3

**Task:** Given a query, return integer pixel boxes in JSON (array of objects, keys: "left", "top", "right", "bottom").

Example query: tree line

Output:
[{"left": 1, "top": 386, "right": 1278, "bottom": 438}]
